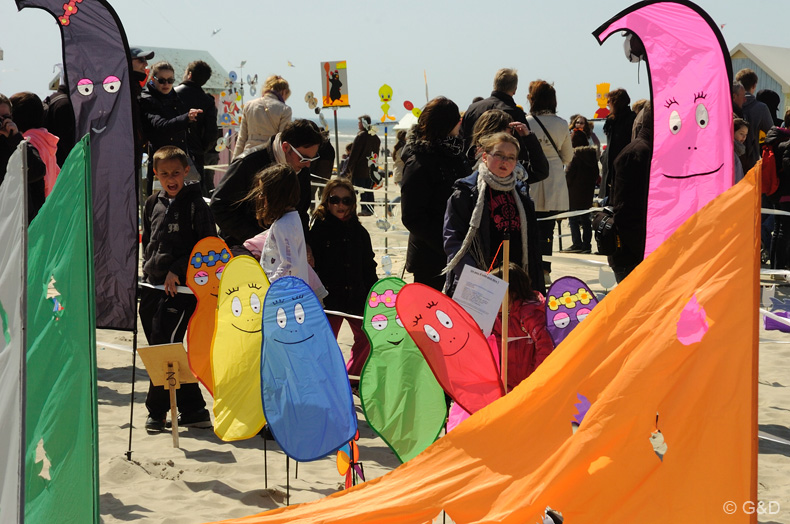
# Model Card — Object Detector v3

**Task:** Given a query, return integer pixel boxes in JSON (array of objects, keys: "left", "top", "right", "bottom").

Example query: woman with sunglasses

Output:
[
  {"left": 309, "top": 178, "right": 378, "bottom": 380},
  {"left": 443, "top": 132, "right": 545, "bottom": 297},
  {"left": 140, "top": 61, "right": 203, "bottom": 195}
]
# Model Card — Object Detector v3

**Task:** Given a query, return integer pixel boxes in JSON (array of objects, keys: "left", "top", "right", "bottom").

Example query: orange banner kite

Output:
[{"left": 210, "top": 172, "right": 759, "bottom": 523}]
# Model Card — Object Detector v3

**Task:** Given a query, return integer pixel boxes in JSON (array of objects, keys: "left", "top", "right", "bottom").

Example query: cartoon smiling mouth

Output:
[
  {"left": 387, "top": 338, "right": 404, "bottom": 346},
  {"left": 274, "top": 334, "right": 315, "bottom": 345},
  {"left": 443, "top": 332, "right": 470, "bottom": 357},
  {"left": 662, "top": 163, "right": 723, "bottom": 179},
  {"left": 231, "top": 324, "right": 261, "bottom": 333},
  {"left": 91, "top": 126, "right": 107, "bottom": 134},
  {"left": 210, "top": 293, "right": 218, "bottom": 297}
]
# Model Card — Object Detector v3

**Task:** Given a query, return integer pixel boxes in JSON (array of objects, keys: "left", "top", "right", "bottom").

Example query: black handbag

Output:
[{"left": 591, "top": 206, "right": 618, "bottom": 256}]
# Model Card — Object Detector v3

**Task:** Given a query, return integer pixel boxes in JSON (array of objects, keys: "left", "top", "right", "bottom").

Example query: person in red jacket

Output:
[{"left": 492, "top": 263, "right": 554, "bottom": 392}]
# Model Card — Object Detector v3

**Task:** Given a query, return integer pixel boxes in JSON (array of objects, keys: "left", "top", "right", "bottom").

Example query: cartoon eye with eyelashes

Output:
[
  {"left": 294, "top": 303, "right": 305, "bottom": 324},
  {"left": 395, "top": 315, "right": 403, "bottom": 327},
  {"left": 215, "top": 266, "right": 224, "bottom": 279},
  {"left": 412, "top": 314, "right": 422, "bottom": 327},
  {"left": 193, "top": 271, "right": 208, "bottom": 286},
  {"left": 695, "top": 103, "right": 709, "bottom": 129},
  {"left": 77, "top": 78, "right": 94, "bottom": 96},
  {"left": 435, "top": 310, "right": 453, "bottom": 328},
  {"left": 250, "top": 293, "right": 261, "bottom": 314},
  {"left": 424, "top": 324, "right": 440, "bottom": 342},
  {"left": 426, "top": 301, "right": 438, "bottom": 309},
  {"left": 103, "top": 75, "right": 121, "bottom": 94},
  {"left": 669, "top": 110, "right": 681, "bottom": 135},
  {"left": 231, "top": 297, "right": 242, "bottom": 317}
]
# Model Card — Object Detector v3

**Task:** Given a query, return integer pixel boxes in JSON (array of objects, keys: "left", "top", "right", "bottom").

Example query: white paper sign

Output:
[{"left": 453, "top": 265, "right": 509, "bottom": 337}]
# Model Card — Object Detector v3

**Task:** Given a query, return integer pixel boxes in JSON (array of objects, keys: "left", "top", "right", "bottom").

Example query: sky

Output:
[{"left": 1, "top": 0, "right": 789, "bottom": 123}]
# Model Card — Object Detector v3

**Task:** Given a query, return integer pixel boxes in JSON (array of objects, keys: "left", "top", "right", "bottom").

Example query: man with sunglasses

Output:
[
  {"left": 210, "top": 119, "right": 323, "bottom": 250},
  {"left": 139, "top": 60, "right": 203, "bottom": 196}
]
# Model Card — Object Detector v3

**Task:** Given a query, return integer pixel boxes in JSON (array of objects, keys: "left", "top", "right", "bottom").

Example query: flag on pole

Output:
[
  {"left": 26, "top": 135, "right": 98, "bottom": 523},
  {"left": 0, "top": 142, "right": 27, "bottom": 524},
  {"left": 16, "top": 0, "right": 139, "bottom": 330}
]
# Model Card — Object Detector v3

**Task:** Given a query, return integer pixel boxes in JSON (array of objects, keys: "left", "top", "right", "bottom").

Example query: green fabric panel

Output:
[
  {"left": 359, "top": 277, "right": 447, "bottom": 463},
  {"left": 25, "top": 135, "right": 98, "bottom": 523}
]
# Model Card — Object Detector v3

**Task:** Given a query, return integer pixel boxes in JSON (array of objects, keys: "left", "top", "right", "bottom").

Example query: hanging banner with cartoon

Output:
[
  {"left": 260, "top": 277, "right": 357, "bottom": 462},
  {"left": 545, "top": 276, "right": 599, "bottom": 347},
  {"left": 16, "top": 0, "right": 139, "bottom": 330},
  {"left": 321, "top": 60, "right": 349, "bottom": 108},
  {"left": 211, "top": 255, "right": 269, "bottom": 441},
  {"left": 378, "top": 84, "right": 396, "bottom": 122},
  {"left": 360, "top": 278, "right": 446, "bottom": 463},
  {"left": 594, "top": 82, "right": 611, "bottom": 118},
  {"left": 186, "top": 237, "right": 232, "bottom": 395},
  {"left": 209, "top": 161, "right": 759, "bottom": 524},
  {"left": 219, "top": 72, "right": 242, "bottom": 127},
  {"left": 26, "top": 136, "right": 99, "bottom": 523},
  {"left": 396, "top": 283, "right": 504, "bottom": 414},
  {"left": 594, "top": 0, "right": 734, "bottom": 257},
  {"left": 0, "top": 144, "right": 26, "bottom": 524}
]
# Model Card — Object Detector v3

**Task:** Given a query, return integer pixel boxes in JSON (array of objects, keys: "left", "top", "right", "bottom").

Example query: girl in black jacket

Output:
[{"left": 310, "top": 178, "right": 378, "bottom": 379}]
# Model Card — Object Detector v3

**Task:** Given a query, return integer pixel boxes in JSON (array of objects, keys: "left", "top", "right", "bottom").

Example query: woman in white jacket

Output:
[
  {"left": 232, "top": 75, "right": 292, "bottom": 159},
  {"left": 526, "top": 80, "right": 573, "bottom": 284}
]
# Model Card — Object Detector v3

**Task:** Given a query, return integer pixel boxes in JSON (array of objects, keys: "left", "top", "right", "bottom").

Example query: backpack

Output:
[{"left": 758, "top": 127, "right": 790, "bottom": 201}]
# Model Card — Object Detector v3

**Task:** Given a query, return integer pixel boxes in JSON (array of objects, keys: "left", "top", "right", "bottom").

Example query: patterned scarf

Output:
[{"left": 444, "top": 162, "right": 529, "bottom": 275}]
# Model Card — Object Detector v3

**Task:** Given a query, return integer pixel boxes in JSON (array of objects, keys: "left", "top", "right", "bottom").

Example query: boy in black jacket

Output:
[{"left": 140, "top": 146, "right": 217, "bottom": 432}]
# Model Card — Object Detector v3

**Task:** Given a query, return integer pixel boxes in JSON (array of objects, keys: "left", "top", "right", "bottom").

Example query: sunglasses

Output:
[
  {"left": 155, "top": 76, "right": 175, "bottom": 85},
  {"left": 328, "top": 195, "right": 354, "bottom": 206},
  {"left": 291, "top": 146, "right": 320, "bottom": 163}
]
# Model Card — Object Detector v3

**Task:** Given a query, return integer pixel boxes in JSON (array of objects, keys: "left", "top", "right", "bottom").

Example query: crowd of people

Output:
[{"left": 2, "top": 58, "right": 784, "bottom": 431}]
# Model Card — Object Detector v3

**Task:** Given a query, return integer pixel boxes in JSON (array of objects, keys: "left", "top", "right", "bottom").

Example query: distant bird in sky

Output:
[
  {"left": 212, "top": 28, "right": 222, "bottom": 36},
  {"left": 288, "top": 60, "right": 295, "bottom": 67}
]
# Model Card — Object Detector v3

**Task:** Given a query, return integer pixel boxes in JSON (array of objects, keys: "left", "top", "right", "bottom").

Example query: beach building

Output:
[{"left": 730, "top": 42, "right": 790, "bottom": 113}]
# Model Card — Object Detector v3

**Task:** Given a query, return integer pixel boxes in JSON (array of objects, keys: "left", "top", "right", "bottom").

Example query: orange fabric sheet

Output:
[{"left": 210, "top": 173, "right": 759, "bottom": 523}]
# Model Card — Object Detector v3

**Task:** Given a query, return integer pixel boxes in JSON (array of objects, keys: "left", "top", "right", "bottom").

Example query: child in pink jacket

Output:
[{"left": 493, "top": 263, "right": 555, "bottom": 392}]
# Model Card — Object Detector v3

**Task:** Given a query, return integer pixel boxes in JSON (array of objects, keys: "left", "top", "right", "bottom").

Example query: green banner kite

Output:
[{"left": 26, "top": 135, "right": 98, "bottom": 523}]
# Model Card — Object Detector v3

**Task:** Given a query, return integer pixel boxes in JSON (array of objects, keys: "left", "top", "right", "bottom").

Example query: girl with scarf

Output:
[
  {"left": 401, "top": 97, "right": 470, "bottom": 290},
  {"left": 443, "top": 132, "right": 545, "bottom": 297}
]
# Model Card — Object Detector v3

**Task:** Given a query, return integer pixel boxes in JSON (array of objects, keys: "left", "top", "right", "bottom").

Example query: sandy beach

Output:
[{"left": 94, "top": 196, "right": 790, "bottom": 524}]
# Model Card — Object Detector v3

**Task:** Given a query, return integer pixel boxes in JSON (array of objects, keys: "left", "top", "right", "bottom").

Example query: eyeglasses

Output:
[
  {"left": 290, "top": 147, "right": 320, "bottom": 164},
  {"left": 490, "top": 152, "right": 518, "bottom": 164},
  {"left": 155, "top": 76, "right": 175, "bottom": 85},
  {"left": 328, "top": 195, "right": 354, "bottom": 206}
]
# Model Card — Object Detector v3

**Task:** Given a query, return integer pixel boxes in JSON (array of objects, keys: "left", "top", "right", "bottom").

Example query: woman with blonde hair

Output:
[{"left": 233, "top": 75, "right": 292, "bottom": 158}]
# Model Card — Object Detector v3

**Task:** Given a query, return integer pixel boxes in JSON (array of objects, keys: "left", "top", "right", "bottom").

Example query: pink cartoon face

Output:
[{"left": 595, "top": 1, "right": 733, "bottom": 257}]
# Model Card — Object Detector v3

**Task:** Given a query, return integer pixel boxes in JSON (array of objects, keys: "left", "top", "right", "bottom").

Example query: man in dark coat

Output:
[
  {"left": 341, "top": 115, "right": 380, "bottom": 215},
  {"left": 175, "top": 60, "right": 218, "bottom": 196},
  {"left": 461, "top": 68, "right": 527, "bottom": 152},
  {"left": 608, "top": 105, "right": 652, "bottom": 283},
  {"left": 209, "top": 119, "right": 322, "bottom": 248}
]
